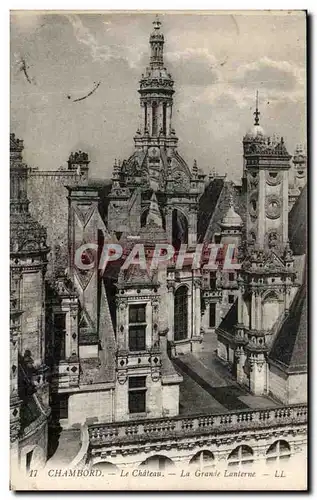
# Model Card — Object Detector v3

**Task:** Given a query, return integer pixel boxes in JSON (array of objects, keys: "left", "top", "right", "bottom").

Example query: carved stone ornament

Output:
[
  {"left": 151, "top": 368, "right": 160, "bottom": 382},
  {"left": 117, "top": 369, "right": 127, "bottom": 385},
  {"left": 266, "top": 170, "right": 282, "bottom": 186},
  {"left": 248, "top": 171, "right": 259, "bottom": 187},
  {"left": 249, "top": 191, "right": 258, "bottom": 218},
  {"left": 267, "top": 230, "right": 280, "bottom": 248},
  {"left": 265, "top": 195, "right": 281, "bottom": 220}
]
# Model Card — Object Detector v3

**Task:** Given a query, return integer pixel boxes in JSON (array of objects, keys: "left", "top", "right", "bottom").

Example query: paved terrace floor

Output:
[
  {"left": 46, "top": 428, "right": 81, "bottom": 467},
  {"left": 174, "top": 331, "right": 280, "bottom": 416}
]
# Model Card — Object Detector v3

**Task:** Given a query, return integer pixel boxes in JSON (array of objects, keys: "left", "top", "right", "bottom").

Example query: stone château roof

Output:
[{"left": 269, "top": 282, "right": 307, "bottom": 373}]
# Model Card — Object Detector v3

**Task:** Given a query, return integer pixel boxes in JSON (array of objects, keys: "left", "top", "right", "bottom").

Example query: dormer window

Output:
[{"left": 129, "top": 304, "right": 146, "bottom": 351}]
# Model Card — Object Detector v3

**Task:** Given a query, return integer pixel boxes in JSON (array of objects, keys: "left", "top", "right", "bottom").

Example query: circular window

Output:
[{"left": 266, "top": 196, "right": 281, "bottom": 219}]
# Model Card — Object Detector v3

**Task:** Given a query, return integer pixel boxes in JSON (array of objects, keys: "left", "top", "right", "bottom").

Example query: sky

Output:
[{"left": 10, "top": 11, "right": 306, "bottom": 182}]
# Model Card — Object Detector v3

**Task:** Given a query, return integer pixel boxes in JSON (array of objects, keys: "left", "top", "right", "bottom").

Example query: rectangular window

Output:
[
  {"left": 228, "top": 294, "right": 235, "bottom": 304},
  {"left": 129, "top": 304, "right": 146, "bottom": 352},
  {"left": 210, "top": 273, "right": 217, "bottom": 290},
  {"left": 209, "top": 303, "right": 216, "bottom": 328},
  {"left": 54, "top": 313, "right": 66, "bottom": 361},
  {"left": 128, "top": 376, "right": 146, "bottom": 414},
  {"left": 214, "top": 235, "right": 221, "bottom": 244},
  {"left": 129, "top": 304, "right": 146, "bottom": 323},
  {"left": 229, "top": 273, "right": 235, "bottom": 282},
  {"left": 152, "top": 102, "right": 158, "bottom": 136},
  {"left": 59, "top": 394, "right": 69, "bottom": 419}
]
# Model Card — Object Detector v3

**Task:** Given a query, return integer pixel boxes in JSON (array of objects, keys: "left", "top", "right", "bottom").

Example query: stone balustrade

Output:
[{"left": 88, "top": 404, "right": 307, "bottom": 446}]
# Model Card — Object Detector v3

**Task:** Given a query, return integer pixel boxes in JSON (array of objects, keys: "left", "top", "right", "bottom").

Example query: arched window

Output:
[
  {"left": 140, "top": 455, "right": 174, "bottom": 471},
  {"left": 174, "top": 286, "right": 188, "bottom": 341},
  {"left": 189, "top": 450, "right": 215, "bottom": 470},
  {"left": 266, "top": 440, "right": 291, "bottom": 464},
  {"left": 152, "top": 102, "right": 158, "bottom": 136},
  {"left": 262, "top": 292, "right": 280, "bottom": 330},
  {"left": 228, "top": 445, "right": 254, "bottom": 468},
  {"left": 92, "top": 461, "right": 119, "bottom": 472}
]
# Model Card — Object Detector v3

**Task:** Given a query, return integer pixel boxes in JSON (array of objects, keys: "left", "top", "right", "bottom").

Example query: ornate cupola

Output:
[
  {"left": 220, "top": 195, "right": 243, "bottom": 230},
  {"left": 136, "top": 15, "right": 176, "bottom": 146},
  {"left": 118, "top": 16, "right": 192, "bottom": 194}
]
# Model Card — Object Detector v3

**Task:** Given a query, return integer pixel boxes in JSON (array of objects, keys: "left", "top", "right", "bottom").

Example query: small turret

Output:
[{"left": 67, "top": 150, "right": 90, "bottom": 178}]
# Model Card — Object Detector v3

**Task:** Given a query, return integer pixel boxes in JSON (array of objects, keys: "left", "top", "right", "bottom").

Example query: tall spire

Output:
[
  {"left": 137, "top": 17, "right": 176, "bottom": 144},
  {"left": 149, "top": 14, "right": 164, "bottom": 69},
  {"left": 253, "top": 90, "right": 260, "bottom": 126}
]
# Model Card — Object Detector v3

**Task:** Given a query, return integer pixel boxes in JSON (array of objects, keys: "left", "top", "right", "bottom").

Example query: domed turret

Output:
[
  {"left": 220, "top": 195, "right": 243, "bottom": 229},
  {"left": 244, "top": 124, "right": 266, "bottom": 141},
  {"left": 243, "top": 91, "right": 266, "bottom": 142}
]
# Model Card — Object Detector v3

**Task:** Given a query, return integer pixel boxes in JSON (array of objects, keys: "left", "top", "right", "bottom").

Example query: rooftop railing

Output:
[{"left": 88, "top": 404, "right": 307, "bottom": 446}]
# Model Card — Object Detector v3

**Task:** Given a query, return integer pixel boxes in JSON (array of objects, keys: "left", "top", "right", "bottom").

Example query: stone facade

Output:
[{"left": 10, "top": 133, "right": 51, "bottom": 477}]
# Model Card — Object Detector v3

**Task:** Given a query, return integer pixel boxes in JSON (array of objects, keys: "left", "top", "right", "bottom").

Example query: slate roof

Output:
[
  {"left": 269, "top": 282, "right": 307, "bottom": 373},
  {"left": 217, "top": 299, "right": 238, "bottom": 337},
  {"left": 197, "top": 177, "right": 224, "bottom": 242},
  {"left": 202, "top": 181, "right": 246, "bottom": 243},
  {"left": 288, "top": 184, "right": 307, "bottom": 255}
]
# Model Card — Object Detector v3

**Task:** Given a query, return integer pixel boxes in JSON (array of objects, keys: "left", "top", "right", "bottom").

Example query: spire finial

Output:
[{"left": 254, "top": 90, "right": 260, "bottom": 126}]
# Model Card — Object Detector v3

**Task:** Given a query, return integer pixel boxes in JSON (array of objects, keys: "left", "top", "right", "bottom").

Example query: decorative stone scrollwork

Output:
[
  {"left": 267, "top": 231, "right": 280, "bottom": 248},
  {"left": 257, "top": 361, "right": 265, "bottom": 372},
  {"left": 266, "top": 170, "right": 282, "bottom": 186},
  {"left": 249, "top": 191, "right": 258, "bottom": 219},
  {"left": 10, "top": 422, "right": 20, "bottom": 443},
  {"left": 248, "top": 171, "right": 259, "bottom": 188},
  {"left": 117, "top": 369, "right": 128, "bottom": 385}
]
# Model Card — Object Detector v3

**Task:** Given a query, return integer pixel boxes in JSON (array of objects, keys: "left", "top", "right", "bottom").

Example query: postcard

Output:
[{"left": 10, "top": 10, "right": 307, "bottom": 491}]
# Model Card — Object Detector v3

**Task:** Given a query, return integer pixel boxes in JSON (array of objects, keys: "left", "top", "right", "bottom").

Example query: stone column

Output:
[
  {"left": 117, "top": 298, "right": 128, "bottom": 350},
  {"left": 145, "top": 302, "right": 152, "bottom": 350},
  {"left": 236, "top": 346, "right": 247, "bottom": 386},
  {"left": 167, "top": 103, "right": 172, "bottom": 134},
  {"left": 166, "top": 206, "right": 173, "bottom": 244},
  {"left": 282, "top": 170, "right": 289, "bottom": 244},
  {"left": 215, "top": 301, "right": 221, "bottom": 328},
  {"left": 188, "top": 282, "right": 193, "bottom": 339},
  {"left": 237, "top": 291, "right": 244, "bottom": 324},
  {"left": 158, "top": 102, "right": 164, "bottom": 133},
  {"left": 202, "top": 300, "right": 210, "bottom": 330},
  {"left": 258, "top": 170, "right": 265, "bottom": 246},
  {"left": 249, "top": 354, "right": 267, "bottom": 395},
  {"left": 251, "top": 292, "right": 256, "bottom": 329},
  {"left": 195, "top": 282, "right": 201, "bottom": 336},
  {"left": 256, "top": 291, "right": 262, "bottom": 330},
  {"left": 188, "top": 209, "right": 197, "bottom": 248},
  {"left": 151, "top": 299, "right": 159, "bottom": 346},
  {"left": 69, "top": 301, "right": 79, "bottom": 358},
  {"left": 167, "top": 284, "right": 174, "bottom": 341}
]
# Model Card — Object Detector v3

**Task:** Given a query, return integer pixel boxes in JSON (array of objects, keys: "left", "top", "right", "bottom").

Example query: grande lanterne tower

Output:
[{"left": 107, "top": 16, "right": 205, "bottom": 249}]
